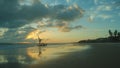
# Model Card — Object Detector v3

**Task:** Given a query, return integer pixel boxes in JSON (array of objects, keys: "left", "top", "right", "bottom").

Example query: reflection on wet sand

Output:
[
  {"left": 0, "top": 44, "right": 120, "bottom": 68},
  {"left": 27, "top": 44, "right": 90, "bottom": 63},
  {"left": 0, "top": 55, "right": 8, "bottom": 63},
  {"left": 0, "top": 44, "right": 90, "bottom": 65}
]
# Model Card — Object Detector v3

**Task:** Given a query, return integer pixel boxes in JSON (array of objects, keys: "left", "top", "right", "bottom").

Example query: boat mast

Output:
[{"left": 38, "top": 35, "right": 42, "bottom": 44}]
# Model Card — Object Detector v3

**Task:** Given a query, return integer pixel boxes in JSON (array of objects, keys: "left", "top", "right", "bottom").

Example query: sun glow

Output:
[
  {"left": 26, "top": 29, "right": 41, "bottom": 40},
  {"left": 25, "top": 29, "right": 80, "bottom": 43},
  {"left": 25, "top": 29, "right": 51, "bottom": 42}
]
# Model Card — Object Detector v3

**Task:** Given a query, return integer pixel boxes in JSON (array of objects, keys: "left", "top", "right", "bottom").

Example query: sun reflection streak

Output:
[
  {"left": 27, "top": 44, "right": 91, "bottom": 62},
  {"left": 0, "top": 44, "right": 91, "bottom": 64}
]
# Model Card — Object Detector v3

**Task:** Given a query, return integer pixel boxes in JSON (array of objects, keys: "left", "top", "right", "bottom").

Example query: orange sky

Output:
[{"left": 25, "top": 29, "right": 80, "bottom": 43}]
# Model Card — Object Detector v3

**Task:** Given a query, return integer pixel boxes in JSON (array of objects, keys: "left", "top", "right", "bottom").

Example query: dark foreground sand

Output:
[{"left": 0, "top": 44, "right": 120, "bottom": 68}]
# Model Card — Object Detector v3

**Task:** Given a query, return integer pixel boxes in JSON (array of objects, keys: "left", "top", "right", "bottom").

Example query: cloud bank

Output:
[
  {"left": 0, "top": 0, "right": 84, "bottom": 28},
  {"left": 0, "top": 0, "right": 85, "bottom": 42}
]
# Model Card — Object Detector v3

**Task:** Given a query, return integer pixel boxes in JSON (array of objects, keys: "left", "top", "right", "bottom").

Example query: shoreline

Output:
[{"left": 77, "top": 42, "right": 120, "bottom": 45}]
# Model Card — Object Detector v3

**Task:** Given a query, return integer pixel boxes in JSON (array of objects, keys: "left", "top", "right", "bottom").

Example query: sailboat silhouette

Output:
[
  {"left": 37, "top": 35, "right": 47, "bottom": 46},
  {"left": 37, "top": 35, "right": 47, "bottom": 56}
]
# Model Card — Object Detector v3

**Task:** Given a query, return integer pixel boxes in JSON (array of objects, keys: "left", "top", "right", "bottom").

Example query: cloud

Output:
[
  {"left": 26, "top": 29, "right": 46, "bottom": 40},
  {"left": 0, "top": 27, "right": 36, "bottom": 42},
  {"left": 87, "top": 2, "right": 116, "bottom": 22},
  {"left": 59, "top": 24, "right": 83, "bottom": 32},
  {"left": 94, "top": 0, "right": 98, "bottom": 5},
  {"left": 0, "top": 29, "right": 24, "bottom": 42},
  {"left": 98, "top": 14, "right": 112, "bottom": 20},
  {"left": 66, "top": 0, "right": 70, "bottom": 3},
  {"left": 0, "top": 0, "right": 84, "bottom": 28},
  {"left": 88, "top": 13, "right": 112, "bottom": 22},
  {"left": 97, "top": 5, "right": 112, "bottom": 11},
  {"left": 0, "top": 0, "right": 85, "bottom": 42},
  {"left": 55, "top": 4, "right": 84, "bottom": 21},
  {"left": 88, "top": 14, "right": 96, "bottom": 22},
  {"left": 0, "top": 28, "right": 8, "bottom": 38},
  {"left": 112, "top": 1, "right": 120, "bottom": 6},
  {"left": 32, "top": 19, "right": 84, "bottom": 32},
  {"left": 0, "top": 0, "right": 25, "bottom": 28},
  {"left": 0, "top": 25, "right": 48, "bottom": 42}
]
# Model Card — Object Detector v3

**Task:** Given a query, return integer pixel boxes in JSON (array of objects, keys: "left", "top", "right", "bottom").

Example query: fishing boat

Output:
[
  {"left": 37, "top": 36, "right": 47, "bottom": 56},
  {"left": 37, "top": 36, "right": 47, "bottom": 47}
]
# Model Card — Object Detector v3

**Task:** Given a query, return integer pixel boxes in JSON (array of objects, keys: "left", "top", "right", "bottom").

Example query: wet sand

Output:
[{"left": 0, "top": 44, "right": 120, "bottom": 68}]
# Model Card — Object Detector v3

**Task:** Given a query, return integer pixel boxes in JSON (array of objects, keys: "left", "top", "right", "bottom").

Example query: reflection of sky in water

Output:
[{"left": 0, "top": 44, "right": 90, "bottom": 64}]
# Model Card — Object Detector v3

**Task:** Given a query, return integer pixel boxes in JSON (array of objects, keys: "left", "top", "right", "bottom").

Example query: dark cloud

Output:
[
  {"left": 0, "top": 27, "right": 35, "bottom": 42},
  {"left": 0, "top": 26, "right": 47, "bottom": 42},
  {"left": 0, "top": 0, "right": 84, "bottom": 28},
  {"left": 0, "top": 29, "right": 24, "bottom": 42},
  {"left": 36, "top": 20, "right": 84, "bottom": 32},
  {"left": 0, "top": 0, "right": 48, "bottom": 28},
  {"left": 56, "top": 8, "right": 83, "bottom": 21},
  {"left": 0, "top": 0, "right": 85, "bottom": 42},
  {"left": 59, "top": 25, "right": 83, "bottom": 32},
  {"left": 0, "top": 0, "right": 21, "bottom": 27}
]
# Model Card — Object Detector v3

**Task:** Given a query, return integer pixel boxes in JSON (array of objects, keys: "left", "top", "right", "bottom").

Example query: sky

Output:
[{"left": 0, "top": 0, "right": 120, "bottom": 43}]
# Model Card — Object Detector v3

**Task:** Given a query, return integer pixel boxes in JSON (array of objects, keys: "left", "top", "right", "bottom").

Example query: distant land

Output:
[{"left": 78, "top": 30, "right": 120, "bottom": 43}]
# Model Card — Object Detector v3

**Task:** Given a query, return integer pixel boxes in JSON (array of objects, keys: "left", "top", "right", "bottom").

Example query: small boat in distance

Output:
[
  {"left": 37, "top": 35, "right": 47, "bottom": 56},
  {"left": 37, "top": 35, "right": 47, "bottom": 47}
]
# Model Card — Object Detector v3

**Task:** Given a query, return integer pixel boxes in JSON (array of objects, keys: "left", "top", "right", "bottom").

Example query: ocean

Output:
[{"left": 0, "top": 43, "right": 120, "bottom": 68}]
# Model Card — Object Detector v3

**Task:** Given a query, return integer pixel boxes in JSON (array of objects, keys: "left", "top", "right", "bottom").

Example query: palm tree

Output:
[
  {"left": 109, "top": 30, "right": 113, "bottom": 37},
  {"left": 118, "top": 32, "right": 120, "bottom": 40},
  {"left": 118, "top": 32, "right": 120, "bottom": 36},
  {"left": 114, "top": 30, "right": 118, "bottom": 37}
]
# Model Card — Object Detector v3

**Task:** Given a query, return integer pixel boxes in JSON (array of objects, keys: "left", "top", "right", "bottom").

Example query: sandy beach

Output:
[{"left": 0, "top": 43, "right": 120, "bottom": 68}]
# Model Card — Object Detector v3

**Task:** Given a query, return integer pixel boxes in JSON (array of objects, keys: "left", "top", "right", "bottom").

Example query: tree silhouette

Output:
[
  {"left": 118, "top": 32, "right": 120, "bottom": 36},
  {"left": 118, "top": 32, "right": 120, "bottom": 39},
  {"left": 114, "top": 30, "right": 118, "bottom": 37},
  {"left": 109, "top": 30, "right": 113, "bottom": 37}
]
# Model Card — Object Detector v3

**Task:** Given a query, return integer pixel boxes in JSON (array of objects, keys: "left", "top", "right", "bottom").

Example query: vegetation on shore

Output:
[{"left": 79, "top": 30, "right": 120, "bottom": 43}]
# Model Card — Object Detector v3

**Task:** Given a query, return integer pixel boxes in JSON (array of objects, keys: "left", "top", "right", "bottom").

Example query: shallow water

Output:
[{"left": 0, "top": 43, "right": 120, "bottom": 68}]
